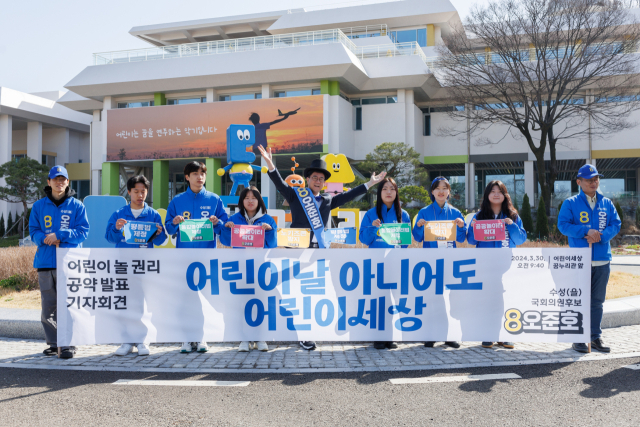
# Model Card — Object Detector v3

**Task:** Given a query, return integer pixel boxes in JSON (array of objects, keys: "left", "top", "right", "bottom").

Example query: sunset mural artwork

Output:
[{"left": 107, "top": 96, "right": 323, "bottom": 161}]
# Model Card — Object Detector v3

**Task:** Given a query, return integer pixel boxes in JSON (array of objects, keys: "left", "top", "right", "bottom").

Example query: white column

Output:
[
  {"left": 91, "top": 110, "right": 102, "bottom": 195},
  {"left": 468, "top": 162, "right": 475, "bottom": 209},
  {"left": 404, "top": 89, "right": 416, "bottom": 155},
  {"left": 261, "top": 155, "right": 276, "bottom": 209},
  {"left": 0, "top": 115, "right": 13, "bottom": 221},
  {"left": 525, "top": 160, "right": 535, "bottom": 207},
  {"left": 27, "top": 121, "right": 43, "bottom": 162},
  {"left": 262, "top": 84, "right": 270, "bottom": 99},
  {"left": 98, "top": 97, "right": 112, "bottom": 195},
  {"left": 397, "top": 89, "right": 406, "bottom": 103},
  {"left": 206, "top": 88, "right": 216, "bottom": 103}
]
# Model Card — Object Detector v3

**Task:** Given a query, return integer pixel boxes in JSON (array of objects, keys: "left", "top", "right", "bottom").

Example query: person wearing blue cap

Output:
[
  {"left": 412, "top": 176, "right": 467, "bottom": 349},
  {"left": 558, "top": 164, "right": 621, "bottom": 354},
  {"left": 29, "top": 165, "right": 89, "bottom": 359}
]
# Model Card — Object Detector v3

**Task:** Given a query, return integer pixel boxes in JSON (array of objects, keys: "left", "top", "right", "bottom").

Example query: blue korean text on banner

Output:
[
  {"left": 324, "top": 228, "right": 357, "bottom": 245},
  {"left": 294, "top": 187, "right": 327, "bottom": 248},
  {"left": 123, "top": 221, "right": 158, "bottom": 245}
]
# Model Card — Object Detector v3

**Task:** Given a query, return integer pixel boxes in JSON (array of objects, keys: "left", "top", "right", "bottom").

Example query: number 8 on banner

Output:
[{"left": 504, "top": 308, "right": 523, "bottom": 333}]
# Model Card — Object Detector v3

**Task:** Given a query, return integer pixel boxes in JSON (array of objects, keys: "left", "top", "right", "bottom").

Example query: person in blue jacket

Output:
[
  {"left": 467, "top": 180, "right": 527, "bottom": 350},
  {"left": 221, "top": 186, "right": 276, "bottom": 353},
  {"left": 359, "top": 177, "right": 410, "bottom": 350},
  {"left": 29, "top": 165, "right": 89, "bottom": 359},
  {"left": 105, "top": 175, "right": 166, "bottom": 357},
  {"left": 558, "top": 164, "right": 621, "bottom": 354},
  {"left": 165, "top": 161, "right": 228, "bottom": 354},
  {"left": 412, "top": 176, "right": 467, "bottom": 349}
]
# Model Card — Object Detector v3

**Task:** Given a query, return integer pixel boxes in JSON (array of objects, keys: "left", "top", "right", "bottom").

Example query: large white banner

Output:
[{"left": 57, "top": 248, "right": 591, "bottom": 346}]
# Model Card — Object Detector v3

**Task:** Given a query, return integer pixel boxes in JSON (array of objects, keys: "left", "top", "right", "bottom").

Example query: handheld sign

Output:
[
  {"left": 423, "top": 221, "right": 456, "bottom": 242},
  {"left": 324, "top": 227, "right": 357, "bottom": 245},
  {"left": 230, "top": 225, "right": 265, "bottom": 248},
  {"left": 123, "top": 221, "right": 157, "bottom": 245},
  {"left": 277, "top": 228, "right": 311, "bottom": 248},
  {"left": 473, "top": 219, "right": 506, "bottom": 241},
  {"left": 378, "top": 223, "right": 412, "bottom": 246},
  {"left": 179, "top": 219, "right": 214, "bottom": 242}
]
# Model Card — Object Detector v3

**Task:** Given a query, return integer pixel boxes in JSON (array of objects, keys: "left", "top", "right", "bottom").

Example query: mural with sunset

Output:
[{"left": 107, "top": 96, "right": 323, "bottom": 161}]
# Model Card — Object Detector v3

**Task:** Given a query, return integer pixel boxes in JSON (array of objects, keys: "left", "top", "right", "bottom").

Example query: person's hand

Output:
[
  {"left": 257, "top": 146, "right": 275, "bottom": 171},
  {"left": 372, "top": 219, "right": 382, "bottom": 227},
  {"left": 470, "top": 219, "right": 476, "bottom": 229},
  {"left": 44, "top": 233, "right": 58, "bottom": 246},
  {"left": 586, "top": 229, "right": 602, "bottom": 244},
  {"left": 155, "top": 224, "right": 163, "bottom": 235},
  {"left": 261, "top": 223, "right": 272, "bottom": 231},
  {"left": 172, "top": 215, "right": 184, "bottom": 225},
  {"left": 115, "top": 219, "right": 127, "bottom": 231},
  {"left": 504, "top": 218, "right": 513, "bottom": 226},
  {"left": 367, "top": 171, "right": 387, "bottom": 188},
  {"left": 454, "top": 218, "right": 465, "bottom": 228},
  {"left": 209, "top": 216, "right": 219, "bottom": 226},
  {"left": 417, "top": 219, "right": 427, "bottom": 228},
  {"left": 225, "top": 221, "right": 234, "bottom": 228}
]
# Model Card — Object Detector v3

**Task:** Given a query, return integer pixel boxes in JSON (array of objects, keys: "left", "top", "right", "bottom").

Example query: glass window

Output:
[
  {"left": 417, "top": 28, "right": 427, "bottom": 47},
  {"left": 255, "top": 93, "right": 262, "bottom": 99},
  {"left": 424, "top": 115, "right": 431, "bottom": 136},
  {"left": 70, "top": 180, "right": 90, "bottom": 201},
  {"left": 167, "top": 98, "right": 202, "bottom": 105},
  {"left": 361, "top": 97, "right": 386, "bottom": 105},
  {"left": 41, "top": 155, "right": 56, "bottom": 167},
  {"left": 351, "top": 99, "right": 361, "bottom": 106},
  {"left": 393, "top": 29, "right": 417, "bottom": 44},
  {"left": 273, "top": 89, "right": 320, "bottom": 98},
  {"left": 219, "top": 93, "right": 259, "bottom": 101},
  {"left": 312, "top": 89, "right": 322, "bottom": 95},
  {"left": 355, "top": 107, "right": 362, "bottom": 131},
  {"left": 387, "top": 96, "right": 398, "bottom": 103},
  {"left": 12, "top": 154, "right": 25, "bottom": 162},
  {"left": 117, "top": 101, "right": 153, "bottom": 108}
]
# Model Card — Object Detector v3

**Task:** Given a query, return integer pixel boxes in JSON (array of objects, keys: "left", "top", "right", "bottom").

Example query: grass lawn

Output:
[{"left": 0, "top": 236, "right": 21, "bottom": 248}]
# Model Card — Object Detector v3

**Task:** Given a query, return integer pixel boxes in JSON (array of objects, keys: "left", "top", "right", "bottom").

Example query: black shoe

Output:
[
  {"left": 444, "top": 341, "right": 460, "bottom": 349},
  {"left": 386, "top": 342, "right": 398, "bottom": 349},
  {"left": 424, "top": 341, "right": 435, "bottom": 347},
  {"left": 43, "top": 346, "right": 58, "bottom": 356},
  {"left": 59, "top": 347, "right": 76, "bottom": 359},
  {"left": 373, "top": 341, "right": 386, "bottom": 349},
  {"left": 299, "top": 341, "right": 316, "bottom": 350},
  {"left": 572, "top": 343, "right": 589, "bottom": 353},
  {"left": 591, "top": 338, "right": 611, "bottom": 353},
  {"left": 481, "top": 342, "right": 494, "bottom": 348}
]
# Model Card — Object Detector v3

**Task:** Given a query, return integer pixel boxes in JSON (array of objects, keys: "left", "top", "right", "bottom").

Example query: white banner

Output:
[{"left": 57, "top": 248, "right": 591, "bottom": 346}]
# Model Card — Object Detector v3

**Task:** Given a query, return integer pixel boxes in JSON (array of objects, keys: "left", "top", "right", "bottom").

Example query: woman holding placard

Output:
[
  {"left": 360, "top": 177, "right": 410, "bottom": 350},
  {"left": 412, "top": 176, "right": 467, "bottom": 349},
  {"left": 467, "top": 180, "right": 527, "bottom": 350},
  {"left": 220, "top": 186, "right": 276, "bottom": 352}
]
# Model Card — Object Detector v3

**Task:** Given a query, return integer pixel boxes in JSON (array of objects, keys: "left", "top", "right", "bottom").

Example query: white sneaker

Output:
[
  {"left": 238, "top": 341, "right": 250, "bottom": 352},
  {"left": 256, "top": 341, "right": 268, "bottom": 351},
  {"left": 197, "top": 341, "right": 209, "bottom": 352},
  {"left": 115, "top": 344, "right": 133, "bottom": 356},
  {"left": 137, "top": 343, "right": 150, "bottom": 356},
  {"left": 180, "top": 342, "right": 192, "bottom": 353}
]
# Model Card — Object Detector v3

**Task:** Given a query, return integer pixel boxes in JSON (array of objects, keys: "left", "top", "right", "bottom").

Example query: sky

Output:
[{"left": 0, "top": 0, "right": 486, "bottom": 94}]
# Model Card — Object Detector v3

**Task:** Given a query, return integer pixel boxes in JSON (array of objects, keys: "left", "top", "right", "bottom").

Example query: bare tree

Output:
[{"left": 435, "top": 0, "right": 640, "bottom": 212}]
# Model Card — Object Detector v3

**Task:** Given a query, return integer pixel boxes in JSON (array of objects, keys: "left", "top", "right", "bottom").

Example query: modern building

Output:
[
  {"left": 0, "top": 87, "right": 92, "bottom": 222},
  {"left": 58, "top": 0, "right": 640, "bottom": 214}
]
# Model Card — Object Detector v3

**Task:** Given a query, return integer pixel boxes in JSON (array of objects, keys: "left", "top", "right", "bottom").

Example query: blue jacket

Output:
[
  {"left": 466, "top": 211, "right": 527, "bottom": 248},
  {"left": 105, "top": 203, "right": 167, "bottom": 248},
  {"left": 411, "top": 203, "right": 467, "bottom": 248},
  {"left": 165, "top": 187, "right": 228, "bottom": 248},
  {"left": 29, "top": 191, "right": 89, "bottom": 269},
  {"left": 219, "top": 212, "right": 277, "bottom": 248},
  {"left": 557, "top": 191, "right": 621, "bottom": 262},
  {"left": 360, "top": 205, "right": 411, "bottom": 248}
]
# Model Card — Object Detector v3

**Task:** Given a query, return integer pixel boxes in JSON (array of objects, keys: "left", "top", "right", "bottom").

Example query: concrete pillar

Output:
[
  {"left": 98, "top": 98, "right": 112, "bottom": 195},
  {"left": 50, "top": 128, "right": 70, "bottom": 166},
  {"left": 404, "top": 89, "right": 417, "bottom": 155},
  {"left": 261, "top": 156, "right": 276, "bottom": 209},
  {"left": 205, "top": 158, "right": 222, "bottom": 195},
  {"left": 91, "top": 110, "right": 101, "bottom": 195},
  {"left": 152, "top": 160, "right": 169, "bottom": 209},
  {"left": 261, "top": 84, "right": 270, "bottom": 99},
  {"left": 0, "top": 115, "right": 12, "bottom": 220},
  {"left": 525, "top": 160, "right": 535, "bottom": 207},
  {"left": 102, "top": 162, "right": 120, "bottom": 196},
  {"left": 27, "top": 122, "right": 42, "bottom": 162},
  {"left": 468, "top": 162, "right": 476, "bottom": 209},
  {"left": 206, "top": 88, "right": 216, "bottom": 103}
]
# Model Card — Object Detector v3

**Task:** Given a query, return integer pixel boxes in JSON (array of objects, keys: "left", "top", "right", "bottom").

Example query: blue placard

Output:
[
  {"left": 123, "top": 221, "right": 157, "bottom": 245},
  {"left": 323, "top": 227, "right": 357, "bottom": 245},
  {"left": 83, "top": 195, "right": 127, "bottom": 248}
]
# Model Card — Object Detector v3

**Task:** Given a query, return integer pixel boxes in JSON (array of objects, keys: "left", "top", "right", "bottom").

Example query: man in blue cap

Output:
[
  {"left": 29, "top": 165, "right": 90, "bottom": 359},
  {"left": 558, "top": 164, "right": 621, "bottom": 354}
]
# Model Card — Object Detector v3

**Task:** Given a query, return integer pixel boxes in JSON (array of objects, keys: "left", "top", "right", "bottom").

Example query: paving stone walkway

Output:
[{"left": 1, "top": 325, "right": 639, "bottom": 373}]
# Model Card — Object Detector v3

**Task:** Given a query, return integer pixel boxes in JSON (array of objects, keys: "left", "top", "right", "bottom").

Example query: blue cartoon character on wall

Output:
[{"left": 217, "top": 124, "right": 267, "bottom": 195}]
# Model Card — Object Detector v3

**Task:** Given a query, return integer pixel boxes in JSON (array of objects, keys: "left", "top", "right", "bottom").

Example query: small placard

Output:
[
  {"left": 277, "top": 228, "right": 311, "bottom": 248},
  {"left": 230, "top": 225, "right": 265, "bottom": 248},
  {"left": 378, "top": 223, "right": 412, "bottom": 246},
  {"left": 123, "top": 221, "right": 157, "bottom": 245},
  {"left": 179, "top": 219, "right": 214, "bottom": 242},
  {"left": 423, "top": 221, "right": 456, "bottom": 242},
  {"left": 473, "top": 219, "right": 506, "bottom": 241},
  {"left": 324, "top": 228, "right": 357, "bottom": 245}
]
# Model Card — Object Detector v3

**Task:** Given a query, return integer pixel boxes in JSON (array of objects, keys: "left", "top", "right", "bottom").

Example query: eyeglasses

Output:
[{"left": 309, "top": 176, "right": 325, "bottom": 182}]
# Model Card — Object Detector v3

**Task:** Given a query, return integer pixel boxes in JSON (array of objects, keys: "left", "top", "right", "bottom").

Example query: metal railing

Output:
[
  {"left": 353, "top": 41, "right": 427, "bottom": 62},
  {"left": 341, "top": 24, "right": 388, "bottom": 39}
]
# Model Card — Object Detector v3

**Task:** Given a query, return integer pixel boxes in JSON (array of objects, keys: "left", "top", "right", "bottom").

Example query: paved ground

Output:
[{"left": 1, "top": 325, "right": 639, "bottom": 374}]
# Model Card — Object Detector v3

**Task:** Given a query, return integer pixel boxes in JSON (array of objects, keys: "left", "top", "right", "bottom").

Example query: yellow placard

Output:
[
  {"left": 423, "top": 221, "right": 456, "bottom": 242},
  {"left": 277, "top": 228, "right": 311, "bottom": 248},
  {"left": 154, "top": 208, "right": 175, "bottom": 249}
]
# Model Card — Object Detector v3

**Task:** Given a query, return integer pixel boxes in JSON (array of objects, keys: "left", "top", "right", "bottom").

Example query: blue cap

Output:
[
  {"left": 577, "top": 164, "right": 603, "bottom": 180},
  {"left": 429, "top": 176, "right": 450, "bottom": 203},
  {"left": 48, "top": 165, "right": 69, "bottom": 180}
]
